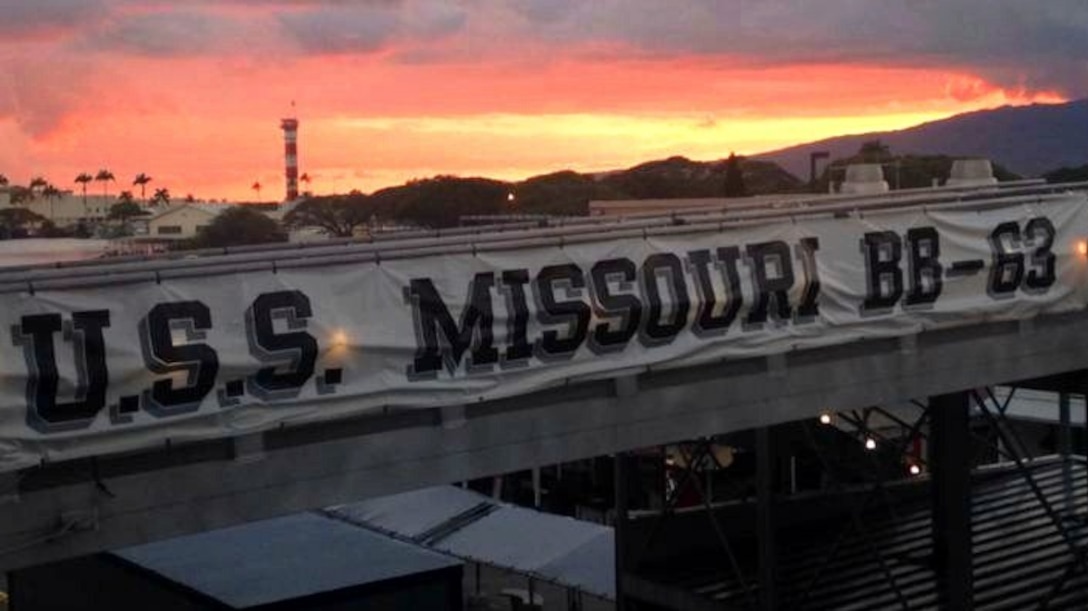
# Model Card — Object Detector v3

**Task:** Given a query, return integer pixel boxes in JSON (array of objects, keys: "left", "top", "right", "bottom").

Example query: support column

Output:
[
  {"left": 929, "top": 391, "right": 972, "bottom": 610},
  {"left": 614, "top": 452, "right": 629, "bottom": 611},
  {"left": 756, "top": 427, "right": 776, "bottom": 611},
  {"left": 532, "top": 467, "right": 542, "bottom": 509},
  {"left": 1059, "top": 393, "right": 1074, "bottom": 512}
]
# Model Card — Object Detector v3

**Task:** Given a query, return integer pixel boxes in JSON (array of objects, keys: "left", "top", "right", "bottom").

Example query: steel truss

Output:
[{"left": 615, "top": 383, "right": 1088, "bottom": 610}]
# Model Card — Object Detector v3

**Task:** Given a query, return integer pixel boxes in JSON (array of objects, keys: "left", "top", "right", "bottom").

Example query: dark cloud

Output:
[
  {"left": 0, "top": 54, "right": 100, "bottom": 137},
  {"left": 277, "top": 0, "right": 466, "bottom": 55},
  {"left": 507, "top": 0, "right": 1088, "bottom": 95},
  {"left": 0, "top": 0, "right": 109, "bottom": 38},
  {"left": 84, "top": 11, "right": 256, "bottom": 57},
  {"left": 278, "top": 6, "right": 399, "bottom": 54},
  {"left": 508, "top": 0, "right": 579, "bottom": 25}
]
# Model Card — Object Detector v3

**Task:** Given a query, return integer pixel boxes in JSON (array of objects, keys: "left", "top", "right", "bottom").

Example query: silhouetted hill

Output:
[
  {"left": 756, "top": 99, "right": 1088, "bottom": 180},
  {"left": 595, "top": 156, "right": 802, "bottom": 200},
  {"left": 298, "top": 157, "right": 802, "bottom": 228}
]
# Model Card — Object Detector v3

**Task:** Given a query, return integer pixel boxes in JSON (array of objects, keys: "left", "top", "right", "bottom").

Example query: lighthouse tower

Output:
[{"left": 280, "top": 116, "right": 300, "bottom": 201}]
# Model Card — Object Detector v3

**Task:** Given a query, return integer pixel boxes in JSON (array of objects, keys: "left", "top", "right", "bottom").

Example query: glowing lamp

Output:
[
  {"left": 819, "top": 412, "right": 832, "bottom": 425},
  {"left": 909, "top": 464, "right": 921, "bottom": 476},
  {"left": 330, "top": 330, "right": 350, "bottom": 348},
  {"left": 1077, "top": 240, "right": 1088, "bottom": 257},
  {"left": 864, "top": 437, "right": 877, "bottom": 451}
]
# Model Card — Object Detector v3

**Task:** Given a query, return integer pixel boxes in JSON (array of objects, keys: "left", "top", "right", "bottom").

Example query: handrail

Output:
[{"left": 0, "top": 189, "right": 1081, "bottom": 294}]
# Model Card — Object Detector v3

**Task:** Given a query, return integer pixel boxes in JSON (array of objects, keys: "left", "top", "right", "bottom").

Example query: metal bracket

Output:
[
  {"left": 614, "top": 375, "right": 639, "bottom": 398},
  {"left": 231, "top": 433, "right": 265, "bottom": 464},
  {"left": 0, "top": 472, "right": 19, "bottom": 506},
  {"left": 440, "top": 404, "right": 467, "bottom": 430},
  {"left": 767, "top": 353, "right": 788, "bottom": 378},
  {"left": 898, "top": 333, "right": 917, "bottom": 355},
  {"left": 1019, "top": 317, "right": 1035, "bottom": 337},
  {"left": 60, "top": 507, "right": 100, "bottom": 532}
]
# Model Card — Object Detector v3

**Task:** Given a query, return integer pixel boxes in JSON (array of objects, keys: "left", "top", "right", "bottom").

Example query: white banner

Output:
[{"left": 2, "top": 196, "right": 1087, "bottom": 471}]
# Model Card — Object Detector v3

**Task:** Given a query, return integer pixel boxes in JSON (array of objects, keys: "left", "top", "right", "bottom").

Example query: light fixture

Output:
[
  {"left": 330, "top": 330, "right": 349, "bottom": 348},
  {"left": 819, "top": 412, "right": 832, "bottom": 425},
  {"left": 1077, "top": 240, "right": 1088, "bottom": 257},
  {"left": 909, "top": 464, "right": 921, "bottom": 476},
  {"left": 864, "top": 437, "right": 877, "bottom": 451}
]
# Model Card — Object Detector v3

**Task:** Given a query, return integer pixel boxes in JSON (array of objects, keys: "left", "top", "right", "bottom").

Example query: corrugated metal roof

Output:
[
  {"left": 650, "top": 458, "right": 1088, "bottom": 610},
  {"left": 330, "top": 485, "right": 490, "bottom": 539},
  {"left": 995, "top": 387, "right": 1087, "bottom": 426},
  {"left": 537, "top": 530, "right": 617, "bottom": 598},
  {"left": 113, "top": 513, "right": 461, "bottom": 609},
  {"left": 327, "top": 485, "right": 616, "bottom": 599}
]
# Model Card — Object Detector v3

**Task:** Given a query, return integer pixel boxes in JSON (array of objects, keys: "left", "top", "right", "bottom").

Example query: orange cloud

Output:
[{"left": 0, "top": 1, "right": 1074, "bottom": 200}]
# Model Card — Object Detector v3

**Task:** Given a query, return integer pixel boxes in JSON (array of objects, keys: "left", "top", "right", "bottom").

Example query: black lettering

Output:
[
  {"left": 1024, "top": 217, "right": 1056, "bottom": 292},
  {"left": 987, "top": 222, "right": 1023, "bottom": 298},
  {"left": 795, "top": 238, "right": 821, "bottom": 321},
  {"left": 245, "top": 291, "right": 318, "bottom": 400},
  {"left": 860, "top": 231, "right": 903, "bottom": 314},
  {"left": 139, "top": 301, "right": 219, "bottom": 416},
  {"left": 905, "top": 227, "right": 943, "bottom": 308},
  {"left": 533, "top": 264, "right": 591, "bottom": 359},
  {"left": 406, "top": 273, "right": 498, "bottom": 378},
  {"left": 589, "top": 258, "right": 642, "bottom": 353},
  {"left": 688, "top": 247, "right": 743, "bottom": 336},
  {"left": 639, "top": 253, "right": 690, "bottom": 345},
  {"left": 745, "top": 241, "right": 794, "bottom": 326},
  {"left": 14, "top": 311, "right": 110, "bottom": 432},
  {"left": 499, "top": 269, "right": 533, "bottom": 367}
]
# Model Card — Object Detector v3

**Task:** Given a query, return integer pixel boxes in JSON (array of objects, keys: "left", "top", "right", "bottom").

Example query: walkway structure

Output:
[{"left": 3, "top": 180, "right": 1088, "bottom": 608}]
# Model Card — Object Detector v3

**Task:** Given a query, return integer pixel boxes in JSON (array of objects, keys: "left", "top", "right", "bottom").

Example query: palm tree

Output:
[
  {"left": 28, "top": 176, "right": 47, "bottom": 199},
  {"left": 132, "top": 173, "right": 152, "bottom": 204},
  {"left": 252, "top": 181, "right": 262, "bottom": 201},
  {"left": 94, "top": 169, "right": 115, "bottom": 200},
  {"left": 74, "top": 173, "right": 93, "bottom": 218},
  {"left": 151, "top": 187, "right": 170, "bottom": 208},
  {"left": 41, "top": 183, "right": 60, "bottom": 221}
]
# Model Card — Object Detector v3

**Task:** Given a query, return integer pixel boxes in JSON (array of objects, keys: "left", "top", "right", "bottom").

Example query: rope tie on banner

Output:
[
  {"left": 0, "top": 519, "right": 79, "bottom": 558},
  {"left": 91, "top": 458, "right": 115, "bottom": 499}
]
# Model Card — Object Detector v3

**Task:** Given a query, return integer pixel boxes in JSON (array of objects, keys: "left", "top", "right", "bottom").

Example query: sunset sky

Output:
[{"left": 1, "top": 0, "right": 1082, "bottom": 201}]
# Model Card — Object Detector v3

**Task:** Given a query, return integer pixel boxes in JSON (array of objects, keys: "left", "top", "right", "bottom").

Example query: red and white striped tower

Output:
[{"left": 280, "top": 116, "right": 300, "bottom": 201}]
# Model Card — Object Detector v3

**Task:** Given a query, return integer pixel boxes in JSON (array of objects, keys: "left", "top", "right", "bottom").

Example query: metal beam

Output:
[
  {"left": 756, "top": 427, "right": 776, "bottom": 611},
  {"left": 1060, "top": 392, "right": 1075, "bottom": 513},
  {"left": 930, "top": 391, "right": 973, "bottom": 610},
  {"left": 614, "top": 452, "right": 630, "bottom": 611},
  {"left": 4, "top": 312, "right": 1088, "bottom": 571}
]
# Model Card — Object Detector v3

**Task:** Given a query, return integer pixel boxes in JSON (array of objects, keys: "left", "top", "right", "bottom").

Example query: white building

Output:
[
  {"left": 945, "top": 158, "right": 998, "bottom": 188},
  {"left": 0, "top": 191, "right": 115, "bottom": 225},
  {"left": 838, "top": 163, "right": 890, "bottom": 195},
  {"left": 140, "top": 204, "right": 223, "bottom": 241}
]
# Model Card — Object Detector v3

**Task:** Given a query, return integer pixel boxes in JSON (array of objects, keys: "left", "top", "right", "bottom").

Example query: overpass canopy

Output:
[{"left": 2, "top": 181, "right": 1088, "bottom": 471}]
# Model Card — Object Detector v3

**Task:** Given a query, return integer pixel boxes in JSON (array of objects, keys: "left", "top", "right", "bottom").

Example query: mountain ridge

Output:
[{"left": 754, "top": 99, "right": 1088, "bottom": 179}]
